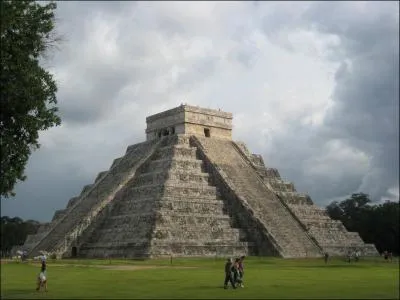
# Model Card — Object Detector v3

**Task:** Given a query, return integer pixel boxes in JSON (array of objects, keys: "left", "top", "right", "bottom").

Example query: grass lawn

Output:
[{"left": 1, "top": 256, "right": 399, "bottom": 299}]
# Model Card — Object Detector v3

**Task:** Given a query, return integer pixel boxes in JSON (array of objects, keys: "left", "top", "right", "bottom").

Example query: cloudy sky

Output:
[{"left": 2, "top": 1, "right": 399, "bottom": 222}]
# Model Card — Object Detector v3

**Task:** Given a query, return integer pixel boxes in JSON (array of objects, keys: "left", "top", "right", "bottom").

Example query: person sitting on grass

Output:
[{"left": 223, "top": 258, "right": 236, "bottom": 289}]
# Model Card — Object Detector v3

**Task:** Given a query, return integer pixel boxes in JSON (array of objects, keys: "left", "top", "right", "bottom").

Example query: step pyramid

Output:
[{"left": 22, "top": 105, "right": 378, "bottom": 258}]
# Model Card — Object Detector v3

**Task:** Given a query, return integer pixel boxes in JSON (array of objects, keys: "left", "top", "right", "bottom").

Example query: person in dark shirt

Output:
[
  {"left": 41, "top": 260, "right": 46, "bottom": 271},
  {"left": 238, "top": 256, "right": 245, "bottom": 275},
  {"left": 224, "top": 258, "right": 236, "bottom": 289},
  {"left": 324, "top": 252, "right": 329, "bottom": 264},
  {"left": 237, "top": 256, "right": 245, "bottom": 287},
  {"left": 232, "top": 258, "right": 243, "bottom": 287}
]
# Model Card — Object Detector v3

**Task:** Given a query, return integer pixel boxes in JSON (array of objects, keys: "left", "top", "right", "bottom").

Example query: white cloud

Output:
[{"left": 2, "top": 1, "right": 398, "bottom": 221}]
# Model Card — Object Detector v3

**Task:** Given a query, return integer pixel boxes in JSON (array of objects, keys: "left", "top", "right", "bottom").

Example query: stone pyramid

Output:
[{"left": 23, "top": 105, "right": 378, "bottom": 258}]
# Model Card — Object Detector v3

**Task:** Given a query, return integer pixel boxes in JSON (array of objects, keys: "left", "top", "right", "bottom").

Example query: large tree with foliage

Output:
[
  {"left": 0, "top": 0, "right": 61, "bottom": 198},
  {"left": 0, "top": 216, "right": 41, "bottom": 255},
  {"left": 327, "top": 193, "right": 399, "bottom": 255}
]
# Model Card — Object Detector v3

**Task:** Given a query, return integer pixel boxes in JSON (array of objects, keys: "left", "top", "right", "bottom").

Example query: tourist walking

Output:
[
  {"left": 36, "top": 262, "right": 47, "bottom": 292},
  {"left": 383, "top": 251, "right": 389, "bottom": 262},
  {"left": 346, "top": 250, "right": 352, "bottom": 263},
  {"left": 223, "top": 258, "right": 236, "bottom": 289},
  {"left": 354, "top": 250, "right": 360, "bottom": 262},
  {"left": 388, "top": 252, "right": 393, "bottom": 262},
  {"left": 232, "top": 258, "right": 243, "bottom": 287},
  {"left": 324, "top": 252, "right": 329, "bottom": 264},
  {"left": 238, "top": 256, "right": 245, "bottom": 287}
]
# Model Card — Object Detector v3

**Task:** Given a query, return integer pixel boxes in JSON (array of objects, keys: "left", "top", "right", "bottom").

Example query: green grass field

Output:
[{"left": 1, "top": 257, "right": 399, "bottom": 299}]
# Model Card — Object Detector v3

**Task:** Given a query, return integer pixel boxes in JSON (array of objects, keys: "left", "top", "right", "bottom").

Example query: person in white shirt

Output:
[{"left": 36, "top": 270, "right": 47, "bottom": 292}]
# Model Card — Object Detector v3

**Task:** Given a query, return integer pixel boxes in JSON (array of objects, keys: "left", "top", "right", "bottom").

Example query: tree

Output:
[
  {"left": 326, "top": 193, "right": 399, "bottom": 255},
  {"left": 0, "top": 0, "right": 61, "bottom": 198},
  {"left": 0, "top": 216, "right": 41, "bottom": 255}
]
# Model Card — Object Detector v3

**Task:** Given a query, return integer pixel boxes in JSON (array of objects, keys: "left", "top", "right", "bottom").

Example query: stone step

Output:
[
  {"left": 152, "top": 227, "right": 246, "bottom": 241},
  {"left": 151, "top": 240, "right": 255, "bottom": 249},
  {"left": 126, "top": 183, "right": 218, "bottom": 198},
  {"left": 220, "top": 178, "right": 319, "bottom": 254},
  {"left": 107, "top": 196, "right": 224, "bottom": 216},
  {"left": 275, "top": 191, "right": 311, "bottom": 205},
  {"left": 103, "top": 212, "right": 234, "bottom": 229},
  {"left": 153, "top": 145, "right": 197, "bottom": 160},
  {"left": 148, "top": 158, "right": 204, "bottom": 172},
  {"left": 134, "top": 170, "right": 210, "bottom": 186},
  {"left": 157, "top": 199, "right": 225, "bottom": 215},
  {"left": 123, "top": 184, "right": 164, "bottom": 198},
  {"left": 160, "top": 195, "right": 223, "bottom": 202},
  {"left": 79, "top": 241, "right": 254, "bottom": 258},
  {"left": 107, "top": 212, "right": 232, "bottom": 222},
  {"left": 92, "top": 226, "right": 246, "bottom": 243},
  {"left": 82, "top": 239, "right": 254, "bottom": 249},
  {"left": 155, "top": 212, "right": 232, "bottom": 225},
  {"left": 114, "top": 195, "right": 222, "bottom": 206},
  {"left": 163, "top": 184, "right": 219, "bottom": 197},
  {"left": 267, "top": 179, "right": 296, "bottom": 192}
]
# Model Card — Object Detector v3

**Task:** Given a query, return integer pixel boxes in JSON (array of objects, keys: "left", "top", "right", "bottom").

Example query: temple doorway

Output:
[{"left": 71, "top": 246, "right": 77, "bottom": 258}]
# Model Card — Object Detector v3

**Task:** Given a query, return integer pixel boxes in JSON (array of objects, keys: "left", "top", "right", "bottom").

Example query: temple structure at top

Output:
[{"left": 146, "top": 104, "right": 233, "bottom": 141}]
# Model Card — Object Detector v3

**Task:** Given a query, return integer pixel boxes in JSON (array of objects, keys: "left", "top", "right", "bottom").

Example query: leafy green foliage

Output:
[
  {"left": 0, "top": 0, "right": 61, "bottom": 198},
  {"left": 327, "top": 193, "right": 399, "bottom": 254},
  {"left": 0, "top": 216, "right": 41, "bottom": 254}
]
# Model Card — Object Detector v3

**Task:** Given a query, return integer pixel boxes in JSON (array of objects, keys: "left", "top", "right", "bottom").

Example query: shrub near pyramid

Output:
[{"left": 22, "top": 105, "right": 378, "bottom": 259}]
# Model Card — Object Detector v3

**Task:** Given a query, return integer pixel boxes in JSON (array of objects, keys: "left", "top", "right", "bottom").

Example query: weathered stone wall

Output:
[
  {"left": 79, "top": 134, "right": 253, "bottom": 258},
  {"left": 184, "top": 123, "right": 231, "bottom": 140},
  {"left": 238, "top": 145, "right": 379, "bottom": 257},
  {"left": 194, "top": 136, "right": 323, "bottom": 258},
  {"left": 24, "top": 139, "right": 161, "bottom": 258},
  {"left": 190, "top": 137, "right": 280, "bottom": 256},
  {"left": 288, "top": 203, "right": 378, "bottom": 256},
  {"left": 146, "top": 105, "right": 232, "bottom": 141}
]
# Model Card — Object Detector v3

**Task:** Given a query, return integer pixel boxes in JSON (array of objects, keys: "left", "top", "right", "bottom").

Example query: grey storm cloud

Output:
[
  {"left": 58, "top": 63, "right": 134, "bottom": 124},
  {"left": 1, "top": 1, "right": 398, "bottom": 222},
  {"left": 311, "top": 2, "right": 399, "bottom": 201},
  {"left": 258, "top": 1, "right": 399, "bottom": 203}
]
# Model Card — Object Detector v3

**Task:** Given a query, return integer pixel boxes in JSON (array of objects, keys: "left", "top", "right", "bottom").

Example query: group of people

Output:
[
  {"left": 224, "top": 256, "right": 245, "bottom": 289},
  {"left": 346, "top": 250, "right": 362, "bottom": 263},
  {"left": 35, "top": 254, "right": 48, "bottom": 292},
  {"left": 383, "top": 251, "right": 393, "bottom": 262}
]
